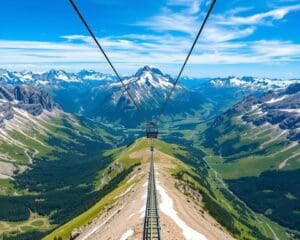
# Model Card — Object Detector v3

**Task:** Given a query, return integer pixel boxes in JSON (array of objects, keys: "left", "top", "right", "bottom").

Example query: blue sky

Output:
[{"left": 0, "top": 0, "right": 300, "bottom": 78}]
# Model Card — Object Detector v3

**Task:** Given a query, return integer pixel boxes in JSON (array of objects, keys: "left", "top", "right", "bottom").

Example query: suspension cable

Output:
[
  {"left": 69, "top": 0, "right": 139, "bottom": 109},
  {"left": 69, "top": 0, "right": 216, "bottom": 120},
  {"left": 157, "top": 0, "right": 217, "bottom": 118}
]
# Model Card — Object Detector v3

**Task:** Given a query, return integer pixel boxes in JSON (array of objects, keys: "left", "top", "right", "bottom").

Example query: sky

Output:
[{"left": 0, "top": 0, "right": 300, "bottom": 78}]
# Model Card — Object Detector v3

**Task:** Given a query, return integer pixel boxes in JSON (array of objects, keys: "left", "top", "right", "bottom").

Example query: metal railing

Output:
[{"left": 143, "top": 140, "right": 161, "bottom": 240}]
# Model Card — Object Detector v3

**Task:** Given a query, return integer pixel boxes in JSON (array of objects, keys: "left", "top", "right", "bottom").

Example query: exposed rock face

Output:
[
  {"left": 0, "top": 84, "right": 57, "bottom": 127},
  {"left": 228, "top": 83, "right": 300, "bottom": 141}
]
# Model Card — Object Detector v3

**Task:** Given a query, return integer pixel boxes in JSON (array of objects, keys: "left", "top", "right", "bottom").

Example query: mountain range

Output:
[
  {"left": 3, "top": 66, "right": 299, "bottom": 128},
  {"left": 203, "top": 76, "right": 300, "bottom": 90},
  {"left": 79, "top": 66, "right": 212, "bottom": 126},
  {"left": 0, "top": 69, "right": 114, "bottom": 85},
  {"left": 0, "top": 66, "right": 300, "bottom": 240}
]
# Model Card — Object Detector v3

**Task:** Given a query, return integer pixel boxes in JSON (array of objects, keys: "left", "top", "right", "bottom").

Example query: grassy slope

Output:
[
  {"left": 0, "top": 111, "right": 124, "bottom": 239},
  {"left": 45, "top": 138, "right": 288, "bottom": 240},
  {"left": 202, "top": 115, "right": 300, "bottom": 179},
  {"left": 200, "top": 113, "right": 300, "bottom": 238},
  {"left": 44, "top": 140, "right": 144, "bottom": 240},
  {"left": 156, "top": 139, "right": 292, "bottom": 240}
]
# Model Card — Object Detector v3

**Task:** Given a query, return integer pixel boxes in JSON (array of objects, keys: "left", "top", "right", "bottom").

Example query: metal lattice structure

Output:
[{"left": 143, "top": 140, "right": 161, "bottom": 239}]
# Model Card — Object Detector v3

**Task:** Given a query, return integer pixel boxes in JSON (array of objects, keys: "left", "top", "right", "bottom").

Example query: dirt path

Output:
[
  {"left": 77, "top": 149, "right": 235, "bottom": 240},
  {"left": 278, "top": 152, "right": 300, "bottom": 169},
  {"left": 77, "top": 166, "right": 147, "bottom": 240}
]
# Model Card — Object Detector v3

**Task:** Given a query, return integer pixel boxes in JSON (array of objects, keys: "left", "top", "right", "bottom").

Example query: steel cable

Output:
[
  {"left": 157, "top": 0, "right": 217, "bottom": 118},
  {"left": 69, "top": 0, "right": 139, "bottom": 109}
]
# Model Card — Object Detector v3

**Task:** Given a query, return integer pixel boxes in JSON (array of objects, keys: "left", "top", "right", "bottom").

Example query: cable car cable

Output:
[
  {"left": 69, "top": 0, "right": 216, "bottom": 128},
  {"left": 69, "top": 0, "right": 140, "bottom": 109},
  {"left": 157, "top": 0, "right": 216, "bottom": 118}
]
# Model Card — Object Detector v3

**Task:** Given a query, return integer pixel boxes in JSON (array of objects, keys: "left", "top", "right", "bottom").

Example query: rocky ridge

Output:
[
  {"left": 0, "top": 84, "right": 57, "bottom": 127},
  {"left": 228, "top": 83, "right": 300, "bottom": 141}
]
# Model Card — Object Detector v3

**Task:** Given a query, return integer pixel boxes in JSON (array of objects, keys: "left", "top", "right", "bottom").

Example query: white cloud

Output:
[
  {"left": 135, "top": 0, "right": 208, "bottom": 35},
  {"left": 215, "top": 4, "right": 300, "bottom": 26},
  {"left": 135, "top": 10, "right": 198, "bottom": 35},
  {"left": 202, "top": 26, "right": 255, "bottom": 42},
  {"left": 1, "top": 1, "right": 300, "bottom": 76},
  {"left": 167, "top": 0, "right": 202, "bottom": 14},
  {"left": 1, "top": 35, "right": 300, "bottom": 70}
]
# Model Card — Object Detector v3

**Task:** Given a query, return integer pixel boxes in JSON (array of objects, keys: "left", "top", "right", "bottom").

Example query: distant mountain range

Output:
[
  {"left": 203, "top": 76, "right": 300, "bottom": 90},
  {"left": 0, "top": 69, "right": 115, "bottom": 85},
  {"left": 79, "top": 66, "right": 212, "bottom": 126},
  {"left": 195, "top": 76, "right": 300, "bottom": 112},
  {"left": 1, "top": 67, "right": 299, "bottom": 127},
  {"left": 1, "top": 68, "right": 298, "bottom": 91}
]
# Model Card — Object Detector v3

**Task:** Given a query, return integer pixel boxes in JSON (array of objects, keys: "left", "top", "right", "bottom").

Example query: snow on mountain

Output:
[
  {"left": 2, "top": 68, "right": 299, "bottom": 93},
  {"left": 228, "top": 83, "right": 300, "bottom": 141},
  {"left": 112, "top": 65, "right": 175, "bottom": 89},
  {"left": 77, "top": 69, "right": 114, "bottom": 81},
  {"left": 206, "top": 76, "right": 300, "bottom": 90},
  {"left": 0, "top": 69, "right": 114, "bottom": 86},
  {"left": 108, "top": 65, "right": 180, "bottom": 106}
]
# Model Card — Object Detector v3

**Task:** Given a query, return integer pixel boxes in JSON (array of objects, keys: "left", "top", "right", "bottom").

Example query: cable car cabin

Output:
[{"left": 146, "top": 122, "right": 158, "bottom": 139}]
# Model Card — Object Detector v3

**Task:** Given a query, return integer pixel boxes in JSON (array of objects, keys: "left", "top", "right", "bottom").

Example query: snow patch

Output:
[
  {"left": 279, "top": 109, "right": 300, "bottom": 114},
  {"left": 265, "top": 95, "right": 288, "bottom": 104},
  {"left": 120, "top": 229, "right": 134, "bottom": 240},
  {"left": 139, "top": 181, "right": 148, "bottom": 218},
  {"left": 157, "top": 182, "right": 208, "bottom": 240}
]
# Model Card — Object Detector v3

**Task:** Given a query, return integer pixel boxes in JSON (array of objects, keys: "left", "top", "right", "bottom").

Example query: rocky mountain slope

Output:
[
  {"left": 80, "top": 66, "right": 212, "bottom": 127},
  {"left": 231, "top": 83, "right": 300, "bottom": 141},
  {"left": 0, "top": 84, "right": 57, "bottom": 128},
  {"left": 0, "top": 82, "right": 132, "bottom": 239},
  {"left": 195, "top": 76, "right": 300, "bottom": 113},
  {"left": 0, "top": 69, "right": 115, "bottom": 115},
  {"left": 201, "top": 83, "right": 300, "bottom": 235}
]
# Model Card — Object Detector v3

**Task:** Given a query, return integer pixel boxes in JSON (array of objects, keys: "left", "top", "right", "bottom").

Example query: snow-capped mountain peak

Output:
[
  {"left": 77, "top": 69, "right": 114, "bottom": 81},
  {"left": 47, "top": 69, "right": 76, "bottom": 82},
  {"left": 206, "top": 76, "right": 300, "bottom": 90},
  {"left": 0, "top": 69, "right": 115, "bottom": 86},
  {"left": 106, "top": 66, "right": 183, "bottom": 107},
  {"left": 134, "top": 65, "right": 164, "bottom": 77},
  {"left": 123, "top": 65, "right": 174, "bottom": 90}
]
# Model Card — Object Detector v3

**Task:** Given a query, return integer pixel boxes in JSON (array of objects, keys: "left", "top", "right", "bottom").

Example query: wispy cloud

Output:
[
  {"left": 1, "top": 34, "right": 300, "bottom": 67},
  {"left": 1, "top": 1, "right": 300, "bottom": 77},
  {"left": 166, "top": 0, "right": 202, "bottom": 14},
  {"left": 214, "top": 4, "right": 300, "bottom": 26},
  {"left": 135, "top": 0, "right": 208, "bottom": 35},
  {"left": 134, "top": 10, "right": 198, "bottom": 35}
]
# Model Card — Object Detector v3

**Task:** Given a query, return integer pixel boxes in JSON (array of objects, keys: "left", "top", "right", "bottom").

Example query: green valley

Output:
[
  {"left": 199, "top": 110, "right": 300, "bottom": 238},
  {"left": 44, "top": 138, "right": 291, "bottom": 240},
  {"left": 0, "top": 110, "right": 128, "bottom": 239}
]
